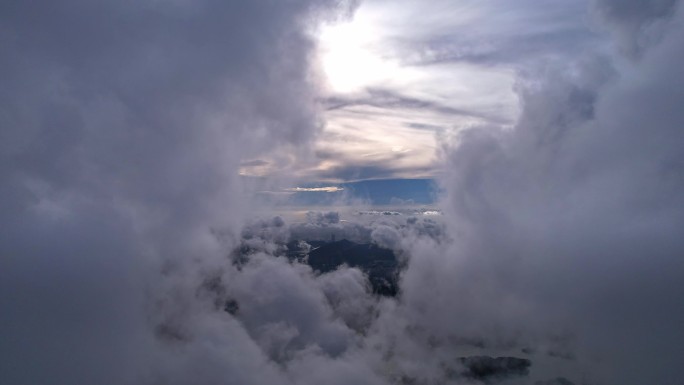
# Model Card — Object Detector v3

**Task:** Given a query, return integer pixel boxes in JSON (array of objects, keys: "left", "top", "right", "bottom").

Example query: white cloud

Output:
[{"left": 286, "top": 186, "right": 345, "bottom": 192}]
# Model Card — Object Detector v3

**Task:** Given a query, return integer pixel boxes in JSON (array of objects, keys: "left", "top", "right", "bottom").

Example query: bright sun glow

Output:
[{"left": 318, "top": 16, "right": 401, "bottom": 94}]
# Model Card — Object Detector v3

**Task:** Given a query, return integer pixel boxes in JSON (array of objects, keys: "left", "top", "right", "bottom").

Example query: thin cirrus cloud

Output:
[{"left": 310, "top": 0, "right": 598, "bottom": 183}]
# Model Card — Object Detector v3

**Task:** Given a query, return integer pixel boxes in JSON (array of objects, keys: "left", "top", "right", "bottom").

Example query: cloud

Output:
[
  {"left": 370, "top": 224, "right": 402, "bottom": 250},
  {"left": 287, "top": 186, "right": 345, "bottom": 192},
  {"left": 399, "top": 3, "right": 684, "bottom": 383},
  {"left": 0, "top": 0, "right": 357, "bottom": 384},
  {"left": 325, "top": 88, "right": 506, "bottom": 123},
  {"left": 3, "top": 2, "right": 684, "bottom": 385},
  {"left": 594, "top": 0, "right": 679, "bottom": 58}
]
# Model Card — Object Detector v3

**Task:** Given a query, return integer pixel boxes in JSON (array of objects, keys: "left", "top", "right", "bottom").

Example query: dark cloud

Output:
[
  {"left": 0, "top": 0, "right": 356, "bottom": 384},
  {"left": 325, "top": 88, "right": 508, "bottom": 124},
  {"left": 408, "top": 3, "right": 684, "bottom": 384},
  {"left": 594, "top": 0, "right": 680, "bottom": 58}
]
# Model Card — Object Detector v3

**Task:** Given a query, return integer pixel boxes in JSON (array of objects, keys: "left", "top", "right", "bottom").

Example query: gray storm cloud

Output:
[
  {"left": 2, "top": 1, "right": 684, "bottom": 385},
  {"left": 594, "top": 0, "right": 679, "bottom": 58},
  {"left": 415, "top": 1, "right": 684, "bottom": 383},
  {"left": 0, "top": 0, "right": 357, "bottom": 384}
]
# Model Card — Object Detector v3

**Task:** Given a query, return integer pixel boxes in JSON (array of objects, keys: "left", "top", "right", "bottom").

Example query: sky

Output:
[
  {"left": 1, "top": 1, "right": 684, "bottom": 385},
  {"left": 241, "top": 0, "right": 595, "bottom": 184}
]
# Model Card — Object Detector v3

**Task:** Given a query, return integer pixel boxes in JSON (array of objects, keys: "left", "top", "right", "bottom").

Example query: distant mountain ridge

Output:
[
  {"left": 288, "top": 178, "right": 437, "bottom": 205},
  {"left": 287, "top": 239, "right": 400, "bottom": 296}
]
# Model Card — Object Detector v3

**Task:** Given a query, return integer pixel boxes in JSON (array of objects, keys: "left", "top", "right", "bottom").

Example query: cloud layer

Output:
[
  {"left": 0, "top": 0, "right": 355, "bottom": 383},
  {"left": 430, "top": 1, "right": 684, "bottom": 382},
  {"left": 2, "top": 1, "right": 684, "bottom": 385}
]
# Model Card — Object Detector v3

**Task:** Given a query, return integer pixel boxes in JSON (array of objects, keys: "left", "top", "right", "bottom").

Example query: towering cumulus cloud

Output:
[
  {"left": 423, "top": 1, "right": 684, "bottom": 383},
  {"left": 0, "top": 1, "right": 355, "bottom": 384}
]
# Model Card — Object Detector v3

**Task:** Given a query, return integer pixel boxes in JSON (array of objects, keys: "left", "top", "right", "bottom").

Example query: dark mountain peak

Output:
[
  {"left": 304, "top": 239, "right": 400, "bottom": 296},
  {"left": 457, "top": 356, "right": 531, "bottom": 380},
  {"left": 325, "top": 238, "right": 355, "bottom": 249}
]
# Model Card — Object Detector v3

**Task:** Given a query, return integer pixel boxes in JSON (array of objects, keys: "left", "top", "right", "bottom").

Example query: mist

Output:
[{"left": 2, "top": 1, "right": 683, "bottom": 384}]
